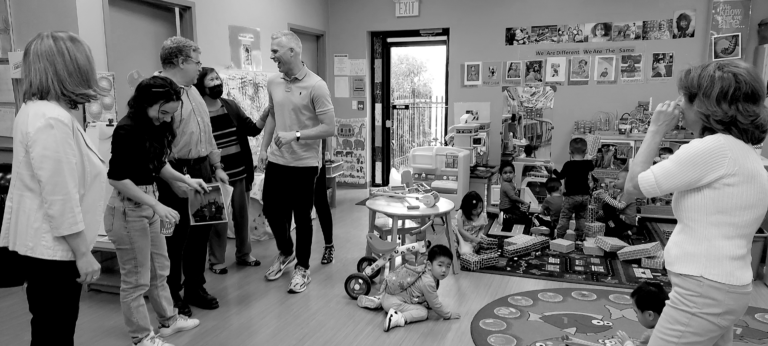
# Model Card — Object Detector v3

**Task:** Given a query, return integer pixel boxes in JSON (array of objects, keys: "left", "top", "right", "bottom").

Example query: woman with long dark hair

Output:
[{"left": 106, "top": 76, "right": 208, "bottom": 346}]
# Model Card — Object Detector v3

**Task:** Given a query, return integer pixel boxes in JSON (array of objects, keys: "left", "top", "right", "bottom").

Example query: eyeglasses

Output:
[{"left": 186, "top": 58, "right": 202, "bottom": 67}]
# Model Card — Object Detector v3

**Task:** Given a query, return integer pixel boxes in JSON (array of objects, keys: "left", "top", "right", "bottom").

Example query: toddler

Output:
[
  {"left": 498, "top": 161, "right": 529, "bottom": 233},
  {"left": 538, "top": 178, "right": 563, "bottom": 237},
  {"left": 654, "top": 147, "right": 674, "bottom": 164},
  {"left": 552, "top": 138, "right": 595, "bottom": 241},
  {"left": 616, "top": 281, "right": 669, "bottom": 346},
  {"left": 357, "top": 245, "right": 460, "bottom": 332},
  {"left": 593, "top": 168, "right": 637, "bottom": 239},
  {"left": 453, "top": 191, "right": 489, "bottom": 255}
]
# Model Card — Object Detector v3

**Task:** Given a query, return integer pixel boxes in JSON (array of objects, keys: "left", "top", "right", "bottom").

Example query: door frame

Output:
[
  {"left": 102, "top": 0, "right": 197, "bottom": 70},
  {"left": 369, "top": 29, "right": 450, "bottom": 187},
  {"left": 287, "top": 24, "right": 327, "bottom": 80}
]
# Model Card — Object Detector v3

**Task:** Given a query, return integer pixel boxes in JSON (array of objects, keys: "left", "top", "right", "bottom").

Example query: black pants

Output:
[
  {"left": 601, "top": 203, "right": 636, "bottom": 239},
  {"left": 21, "top": 255, "right": 82, "bottom": 346},
  {"left": 314, "top": 160, "right": 333, "bottom": 246},
  {"left": 156, "top": 157, "right": 215, "bottom": 298},
  {"left": 263, "top": 161, "right": 319, "bottom": 270},
  {"left": 501, "top": 206, "right": 528, "bottom": 233}
]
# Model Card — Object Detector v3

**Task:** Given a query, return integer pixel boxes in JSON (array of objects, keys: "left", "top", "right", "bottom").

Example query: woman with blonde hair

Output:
[
  {"left": 624, "top": 59, "right": 768, "bottom": 345},
  {"left": 0, "top": 31, "right": 106, "bottom": 345}
]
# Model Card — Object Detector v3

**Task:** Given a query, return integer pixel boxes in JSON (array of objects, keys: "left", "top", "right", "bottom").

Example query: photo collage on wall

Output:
[{"left": 504, "top": 9, "right": 694, "bottom": 46}]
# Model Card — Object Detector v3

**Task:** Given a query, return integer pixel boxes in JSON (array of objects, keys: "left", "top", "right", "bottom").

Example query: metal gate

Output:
[{"left": 390, "top": 90, "right": 446, "bottom": 170}]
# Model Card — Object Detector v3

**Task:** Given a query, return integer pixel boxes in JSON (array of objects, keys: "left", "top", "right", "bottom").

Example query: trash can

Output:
[{"left": 753, "top": 228, "right": 767, "bottom": 281}]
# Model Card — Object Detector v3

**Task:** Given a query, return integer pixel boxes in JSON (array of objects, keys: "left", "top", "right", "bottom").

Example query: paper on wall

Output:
[
  {"left": 334, "top": 54, "right": 350, "bottom": 75},
  {"left": 0, "top": 105, "right": 14, "bottom": 137},
  {"left": 0, "top": 65, "right": 12, "bottom": 103},
  {"left": 335, "top": 77, "right": 350, "bottom": 98},
  {"left": 349, "top": 59, "right": 366, "bottom": 75},
  {"left": 8, "top": 51, "right": 22, "bottom": 78}
]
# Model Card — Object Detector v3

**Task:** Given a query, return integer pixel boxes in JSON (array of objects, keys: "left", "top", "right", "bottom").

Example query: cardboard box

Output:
[
  {"left": 587, "top": 205, "right": 598, "bottom": 223},
  {"left": 617, "top": 242, "right": 662, "bottom": 261},
  {"left": 583, "top": 237, "right": 605, "bottom": 256},
  {"left": 502, "top": 236, "right": 550, "bottom": 257},
  {"left": 564, "top": 230, "right": 577, "bottom": 242},
  {"left": 595, "top": 236, "right": 630, "bottom": 252},
  {"left": 642, "top": 251, "right": 665, "bottom": 269},
  {"left": 480, "top": 237, "right": 498, "bottom": 250},
  {"left": 551, "top": 239, "right": 575, "bottom": 253}
]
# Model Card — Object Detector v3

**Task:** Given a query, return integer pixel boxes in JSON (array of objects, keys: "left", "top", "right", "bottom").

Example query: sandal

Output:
[
  {"left": 208, "top": 264, "right": 228, "bottom": 275},
  {"left": 236, "top": 258, "right": 261, "bottom": 267}
]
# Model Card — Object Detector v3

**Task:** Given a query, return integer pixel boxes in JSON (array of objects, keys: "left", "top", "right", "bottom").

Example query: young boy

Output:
[
  {"left": 654, "top": 147, "right": 674, "bottom": 164},
  {"left": 356, "top": 245, "right": 460, "bottom": 332},
  {"left": 593, "top": 168, "right": 637, "bottom": 239},
  {"left": 539, "top": 178, "right": 564, "bottom": 237},
  {"left": 552, "top": 138, "right": 595, "bottom": 241},
  {"left": 616, "top": 281, "right": 669, "bottom": 346},
  {"left": 499, "top": 161, "right": 529, "bottom": 233}
]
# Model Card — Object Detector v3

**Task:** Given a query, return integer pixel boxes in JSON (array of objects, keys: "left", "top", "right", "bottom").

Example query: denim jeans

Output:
[
  {"left": 556, "top": 195, "right": 590, "bottom": 238},
  {"left": 209, "top": 177, "right": 251, "bottom": 264},
  {"left": 104, "top": 185, "right": 177, "bottom": 342}
]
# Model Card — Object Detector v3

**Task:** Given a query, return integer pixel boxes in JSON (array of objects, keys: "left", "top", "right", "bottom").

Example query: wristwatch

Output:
[{"left": 295, "top": 131, "right": 301, "bottom": 142}]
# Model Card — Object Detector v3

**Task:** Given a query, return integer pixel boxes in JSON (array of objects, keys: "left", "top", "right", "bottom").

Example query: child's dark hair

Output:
[
  {"left": 569, "top": 137, "right": 588, "bottom": 156},
  {"left": 428, "top": 244, "right": 453, "bottom": 263},
  {"left": 459, "top": 191, "right": 484, "bottom": 220},
  {"left": 524, "top": 144, "right": 534, "bottom": 157},
  {"left": 545, "top": 178, "right": 562, "bottom": 194},
  {"left": 500, "top": 160, "right": 514, "bottom": 174},
  {"left": 659, "top": 147, "right": 674, "bottom": 156},
  {"left": 631, "top": 281, "right": 669, "bottom": 316}
]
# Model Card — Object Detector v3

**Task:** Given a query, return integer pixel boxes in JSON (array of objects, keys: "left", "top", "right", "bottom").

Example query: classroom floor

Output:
[{"left": 2, "top": 188, "right": 768, "bottom": 346}]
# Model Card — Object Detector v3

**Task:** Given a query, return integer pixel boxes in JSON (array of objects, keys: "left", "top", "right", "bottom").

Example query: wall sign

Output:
[
  {"left": 535, "top": 47, "right": 637, "bottom": 57},
  {"left": 395, "top": 0, "right": 419, "bottom": 18}
]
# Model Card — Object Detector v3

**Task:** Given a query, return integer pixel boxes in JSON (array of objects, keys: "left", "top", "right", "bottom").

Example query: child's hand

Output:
[
  {"left": 450, "top": 312, "right": 461, "bottom": 319},
  {"left": 616, "top": 330, "right": 631, "bottom": 345},
  {"left": 654, "top": 156, "right": 661, "bottom": 163}
]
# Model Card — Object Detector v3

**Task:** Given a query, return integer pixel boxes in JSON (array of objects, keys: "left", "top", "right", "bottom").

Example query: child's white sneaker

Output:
[
  {"left": 133, "top": 332, "right": 173, "bottom": 346},
  {"left": 384, "top": 308, "right": 406, "bottom": 332},
  {"left": 158, "top": 315, "right": 200, "bottom": 337},
  {"left": 357, "top": 295, "right": 381, "bottom": 309}
]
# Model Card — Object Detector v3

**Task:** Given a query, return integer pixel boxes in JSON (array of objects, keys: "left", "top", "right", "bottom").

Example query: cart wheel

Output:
[
  {"left": 356, "top": 256, "right": 381, "bottom": 279},
  {"left": 345, "top": 273, "right": 372, "bottom": 299}
]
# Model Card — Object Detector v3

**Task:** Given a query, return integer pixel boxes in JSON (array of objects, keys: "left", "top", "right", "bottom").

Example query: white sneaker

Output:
[
  {"left": 158, "top": 315, "right": 200, "bottom": 337},
  {"left": 384, "top": 308, "right": 406, "bottom": 332},
  {"left": 287, "top": 266, "right": 311, "bottom": 293},
  {"left": 357, "top": 295, "right": 382, "bottom": 309},
  {"left": 265, "top": 253, "right": 296, "bottom": 281},
  {"left": 134, "top": 332, "right": 174, "bottom": 346}
]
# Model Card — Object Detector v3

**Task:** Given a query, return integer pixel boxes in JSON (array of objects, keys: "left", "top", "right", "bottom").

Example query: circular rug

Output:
[{"left": 471, "top": 288, "right": 768, "bottom": 346}]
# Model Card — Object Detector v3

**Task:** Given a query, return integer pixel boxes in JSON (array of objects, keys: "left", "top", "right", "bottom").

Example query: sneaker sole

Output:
[
  {"left": 384, "top": 313, "right": 395, "bottom": 332},
  {"left": 357, "top": 296, "right": 380, "bottom": 309},
  {"left": 288, "top": 276, "right": 311, "bottom": 293},
  {"left": 265, "top": 256, "right": 296, "bottom": 281},
  {"left": 159, "top": 321, "right": 200, "bottom": 337}
]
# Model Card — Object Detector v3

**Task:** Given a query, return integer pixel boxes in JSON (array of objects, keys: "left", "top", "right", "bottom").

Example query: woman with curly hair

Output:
[{"left": 623, "top": 60, "right": 768, "bottom": 345}]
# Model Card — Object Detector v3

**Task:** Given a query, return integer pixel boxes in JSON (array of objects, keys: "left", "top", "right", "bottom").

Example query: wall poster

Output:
[
  {"left": 331, "top": 117, "right": 367, "bottom": 187},
  {"left": 219, "top": 69, "right": 271, "bottom": 169},
  {"left": 709, "top": 0, "right": 751, "bottom": 61},
  {"left": 228, "top": 25, "right": 262, "bottom": 71}
]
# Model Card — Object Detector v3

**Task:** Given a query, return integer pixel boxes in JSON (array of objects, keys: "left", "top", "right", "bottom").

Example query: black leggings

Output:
[{"left": 314, "top": 161, "right": 333, "bottom": 246}]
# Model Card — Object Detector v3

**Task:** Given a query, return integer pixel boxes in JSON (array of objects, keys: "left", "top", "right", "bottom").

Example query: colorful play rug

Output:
[
  {"left": 477, "top": 221, "right": 671, "bottom": 291},
  {"left": 471, "top": 288, "right": 768, "bottom": 346}
]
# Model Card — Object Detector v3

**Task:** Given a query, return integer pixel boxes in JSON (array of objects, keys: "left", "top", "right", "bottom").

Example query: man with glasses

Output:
[{"left": 154, "top": 36, "right": 228, "bottom": 316}]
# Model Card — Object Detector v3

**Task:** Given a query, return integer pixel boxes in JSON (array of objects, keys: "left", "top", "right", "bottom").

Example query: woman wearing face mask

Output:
[
  {"left": 106, "top": 76, "right": 209, "bottom": 346},
  {"left": 194, "top": 67, "right": 265, "bottom": 274}
]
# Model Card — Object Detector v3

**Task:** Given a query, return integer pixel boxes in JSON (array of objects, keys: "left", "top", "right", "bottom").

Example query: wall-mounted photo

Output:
[
  {"left": 464, "top": 62, "right": 482, "bottom": 86},
  {"left": 712, "top": 33, "right": 740, "bottom": 60},
  {"left": 531, "top": 25, "right": 559, "bottom": 44},
  {"left": 545, "top": 57, "right": 567, "bottom": 83},
  {"left": 594, "top": 55, "right": 615, "bottom": 81},
  {"left": 569, "top": 56, "right": 590, "bottom": 80},
  {"left": 612, "top": 21, "right": 642, "bottom": 41},
  {"left": 651, "top": 52, "right": 674, "bottom": 79},
  {"left": 586, "top": 22, "right": 613, "bottom": 42},
  {"left": 672, "top": 9, "right": 696, "bottom": 38},
  {"left": 524, "top": 60, "right": 544, "bottom": 84},
  {"left": 505, "top": 27, "right": 530, "bottom": 45},
  {"left": 620, "top": 54, "right": 643, "bottom": 80}
]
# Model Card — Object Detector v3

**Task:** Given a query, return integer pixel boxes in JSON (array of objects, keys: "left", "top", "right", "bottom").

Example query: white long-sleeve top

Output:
[{"left": 638, "top": 134, "right": 768, "bottom": 285}]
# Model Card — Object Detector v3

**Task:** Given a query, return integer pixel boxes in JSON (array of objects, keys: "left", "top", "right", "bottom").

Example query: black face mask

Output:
[{"left": 207, "top": 83, "right": 224, "bottom": 100}]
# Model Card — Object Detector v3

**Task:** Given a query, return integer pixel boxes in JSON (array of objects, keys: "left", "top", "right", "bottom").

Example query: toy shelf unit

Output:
[{"left": 408, "top": 146, "right": 471, "bottom": 209}]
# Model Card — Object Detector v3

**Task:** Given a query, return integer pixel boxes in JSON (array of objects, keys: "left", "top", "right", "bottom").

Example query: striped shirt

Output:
[
  {"left": 638, "top": 134, "right": 768, "bottom": 285},
  {"left": 210, "top": 106, "right": 246, "bottom": 181}
]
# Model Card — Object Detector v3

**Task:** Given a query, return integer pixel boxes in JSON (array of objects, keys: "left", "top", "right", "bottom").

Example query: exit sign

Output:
[{"left": 395, "top": 1, "right": 419, "bottom": 17}]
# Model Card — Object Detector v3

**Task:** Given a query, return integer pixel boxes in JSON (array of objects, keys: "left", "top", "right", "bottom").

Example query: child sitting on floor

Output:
[
  {"left": 499, "top": 161, "right": 530, "bottom": 233},
  {"left": 356, "top": 245, "right": 461, "bottom": 332},
  {"left": 535, "top": 178, "right": 563, "bottom": 238},
  {"left": 593, "top": 167, "right": 637, "bottom": 239},
  {"left": 453, "top": 191, "right": 489, "bottom": 255},
  {"left": 616, "top": 281, "right": 669, "bottom": 346}
]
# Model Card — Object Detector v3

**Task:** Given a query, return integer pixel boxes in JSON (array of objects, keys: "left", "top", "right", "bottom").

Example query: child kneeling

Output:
[
  {"left": 593, "top": 168, "right": 637, "bottom": 239},
  {"left": 357, "top": 244, "right": 461, "bottom": 331},
  {"left": 616, "top": 281, "right": 669, "bottom": 346}
]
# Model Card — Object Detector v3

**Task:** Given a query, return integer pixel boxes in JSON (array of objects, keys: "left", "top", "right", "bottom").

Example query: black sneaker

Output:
[
  {"left": 174, "top": 300, "right": 193, "bottom": 317},
  {"left": 321, "top": 245, "right": 335, "bottom": 265},
  {"left": 184, "top": 287, "right": 219, "bottom": 310}
]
